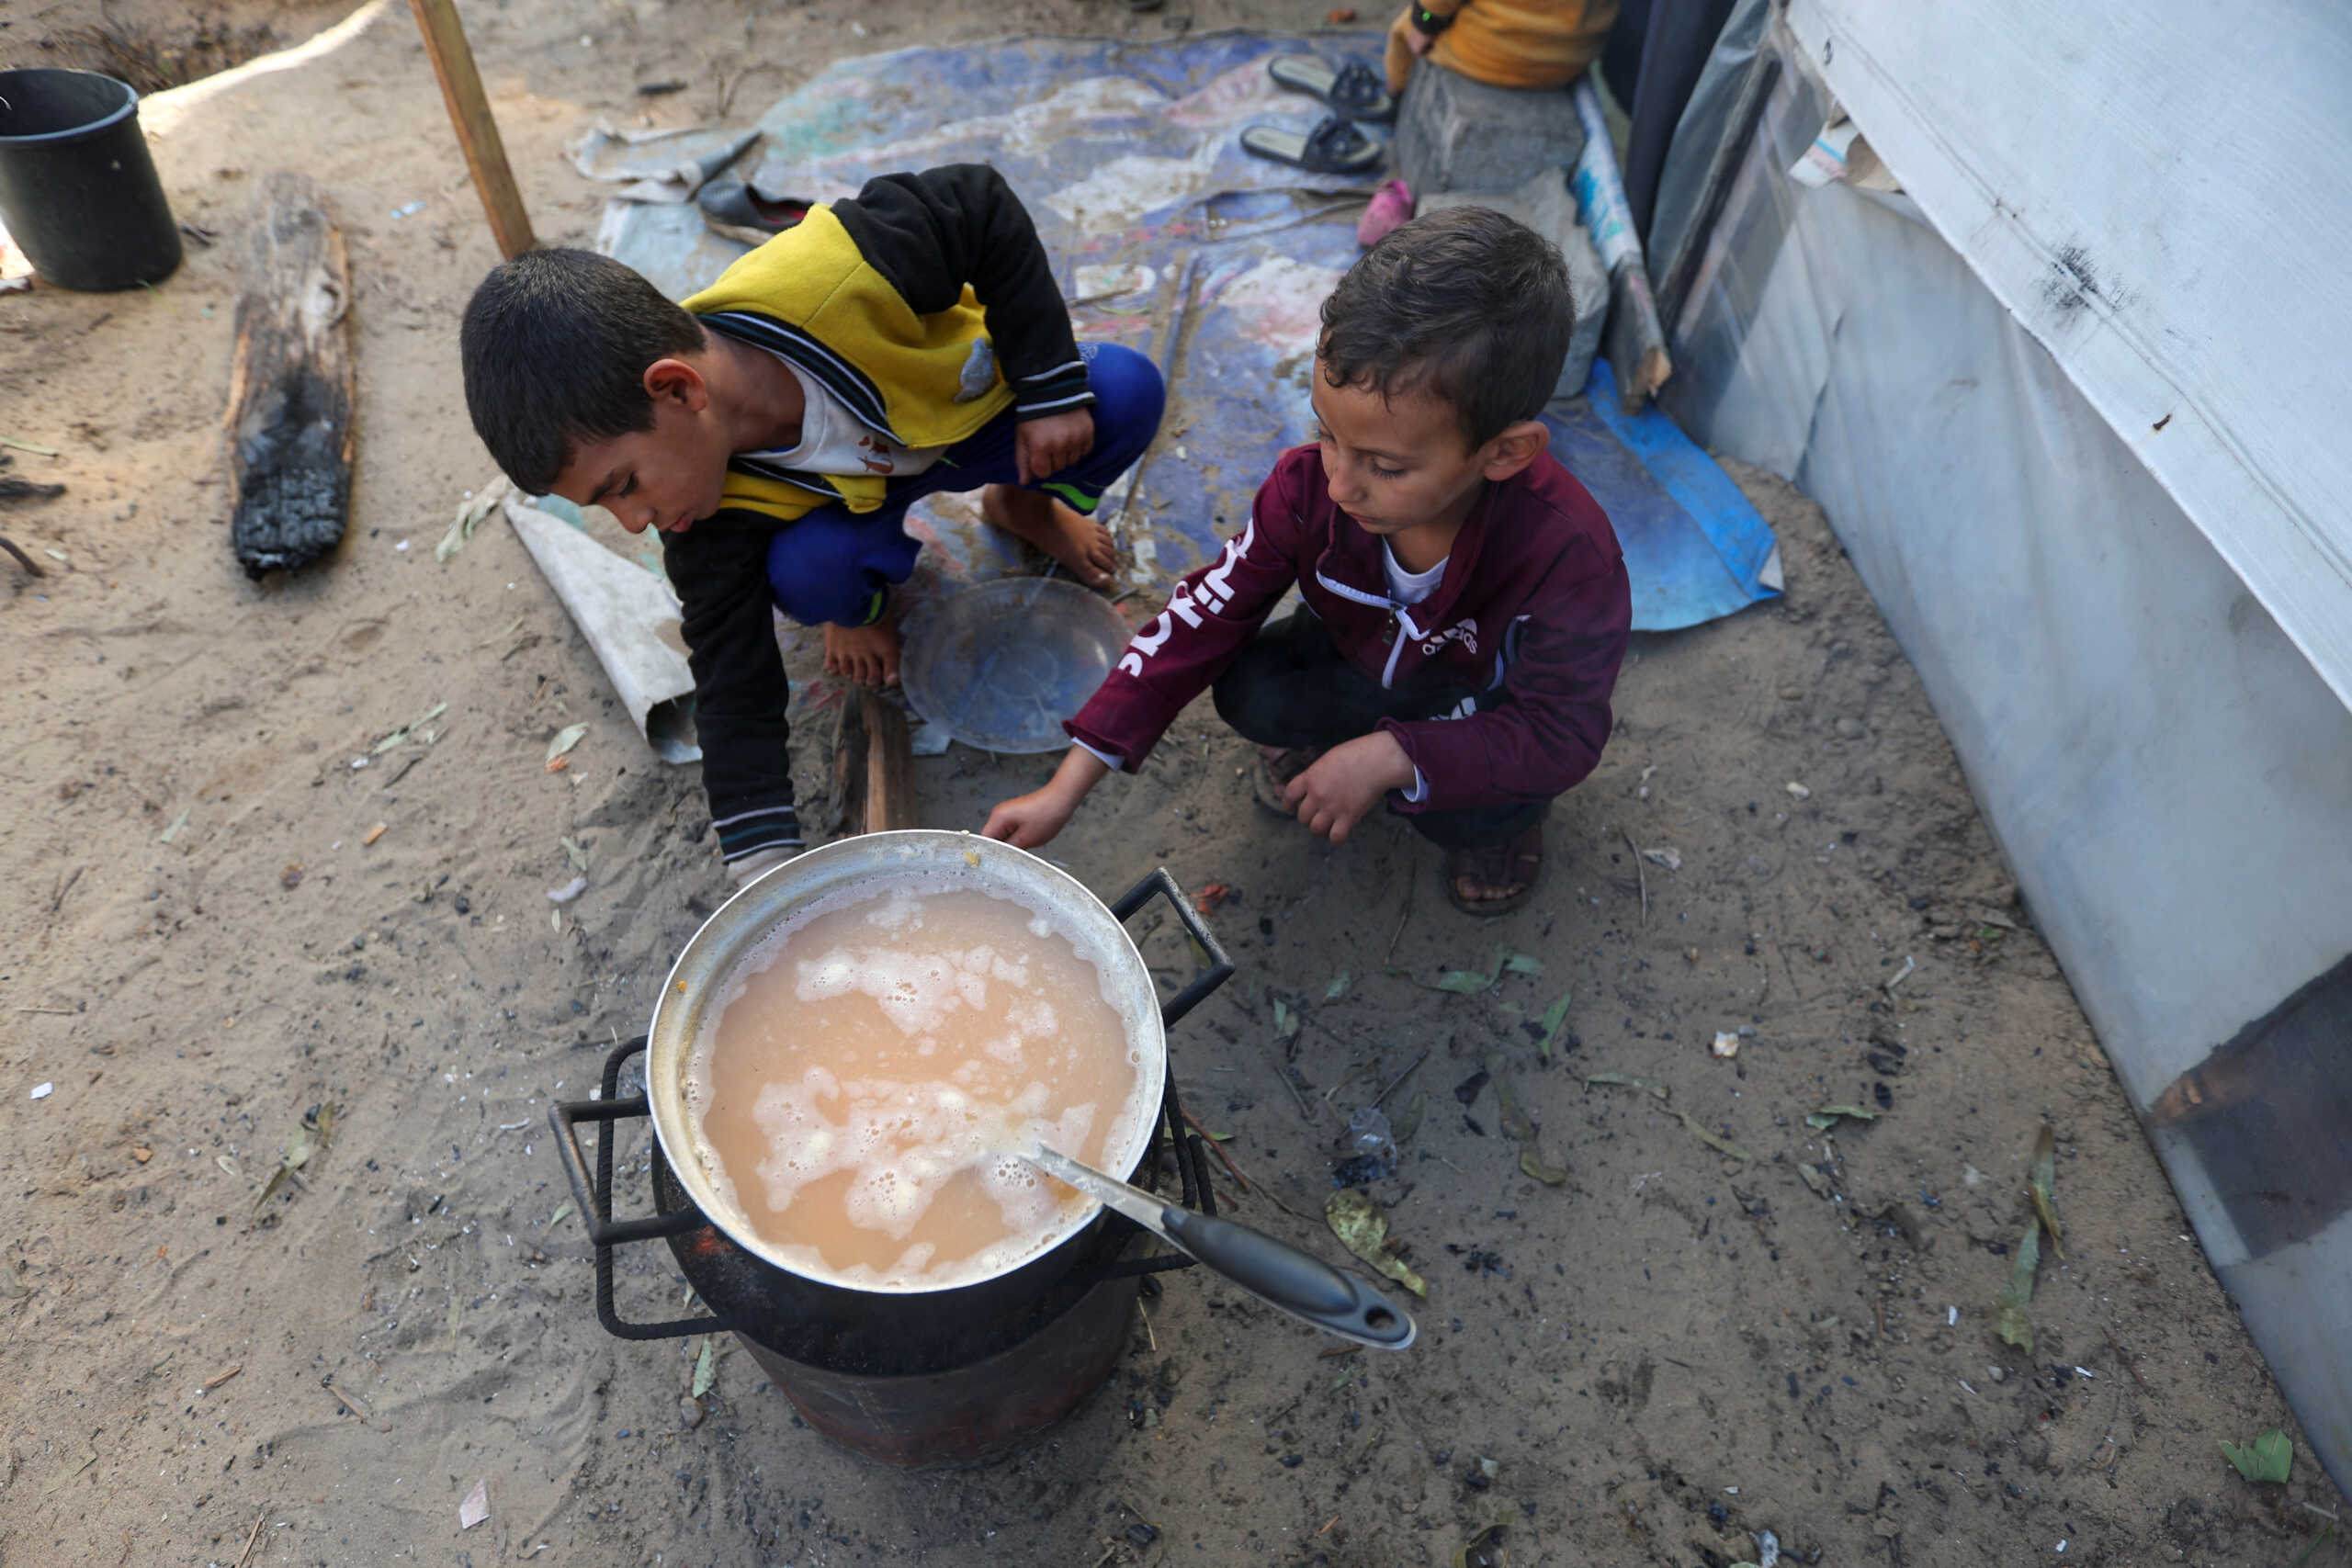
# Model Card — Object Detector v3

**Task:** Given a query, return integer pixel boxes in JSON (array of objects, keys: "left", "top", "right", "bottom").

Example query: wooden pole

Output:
[{"left": 406, "top": 0, "right": 535, "bottom": 259}]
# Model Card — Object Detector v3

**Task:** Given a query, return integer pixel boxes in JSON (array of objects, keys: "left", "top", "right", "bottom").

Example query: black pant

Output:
[{"left": 1210, "top": 611, "right": 1547, "bottom": 850}]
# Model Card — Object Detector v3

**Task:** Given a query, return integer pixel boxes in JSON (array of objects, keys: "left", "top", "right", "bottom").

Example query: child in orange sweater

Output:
[{"left": 1385, "top": 0, "right": 1619, "bottom": 95}]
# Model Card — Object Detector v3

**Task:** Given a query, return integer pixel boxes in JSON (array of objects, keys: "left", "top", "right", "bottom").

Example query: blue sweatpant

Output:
[{"left": 764, "top": 342, "right": 1165, "bottom": 626}]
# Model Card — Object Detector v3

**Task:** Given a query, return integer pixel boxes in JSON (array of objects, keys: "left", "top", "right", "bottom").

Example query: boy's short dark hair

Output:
[
  {"left": 1317, "top": 207, "right": 1574, "bottom": 447},
  {"left": 459, "top": 248, "right": 707, "bottom": 494}
]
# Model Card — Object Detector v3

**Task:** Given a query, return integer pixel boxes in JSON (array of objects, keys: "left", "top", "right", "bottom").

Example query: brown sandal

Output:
[
  {"left": 1444, "top": 824, "right": 1544, "bottom": 917},
  {"left": 1250, "top": 745, "right": 1322, "bottom": 816}
]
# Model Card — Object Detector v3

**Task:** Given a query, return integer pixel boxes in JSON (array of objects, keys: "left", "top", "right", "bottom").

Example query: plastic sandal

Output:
[
  {"left": 1443, "top": 824, "right": 1545, "bottom": 917},
  {"left": 1251, "top": 745, "right": 1323, "bottom": 816},
  {"left": 1238, "top": 115, "right": 1384, "bottom": 176},
  {"left": 1268, "top": 55, "right": 1396, "bottom": 124}
]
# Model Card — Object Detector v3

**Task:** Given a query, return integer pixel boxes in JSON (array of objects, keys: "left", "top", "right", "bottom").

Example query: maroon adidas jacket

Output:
[{"left": 1067, "top": 443, "right": 1632, "bottom": 813}]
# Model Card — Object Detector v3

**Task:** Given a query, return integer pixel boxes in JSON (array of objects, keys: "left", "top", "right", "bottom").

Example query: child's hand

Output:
[
  {"left": 982, "top": 746, "right": 1111, "bottom": 850},
  {"left": 982, "top": 787, "right": 1081, "bottom": 850},
  {"left": 1283, "top": 731, "right": 1418, "bottom": 846},
  {"left": 1015, "top": 409, "right": 1097, "bottom": 485}
]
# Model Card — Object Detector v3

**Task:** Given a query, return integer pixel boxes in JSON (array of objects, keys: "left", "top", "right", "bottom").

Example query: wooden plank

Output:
[
  {"left": 826, "top": 691, "right": 872, "bottom": 838},
  {"left": 224, "top": 174, "right": 354, "bottom": 580},
  {"left": 859, "top": 691, "right": 919, "bottom": 832},
  {"left": 824, "top": 690, "right": 920, "bottom": 837},
  {"left": 407, "top": 0, "right": 535, "bottom": 260}
]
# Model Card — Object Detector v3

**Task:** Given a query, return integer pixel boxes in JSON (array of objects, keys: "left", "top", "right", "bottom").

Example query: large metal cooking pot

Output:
[
  {"left": 552, "top": 832, "right": 1232, "bottom": 1360},
  {"left": 650, "top": 829, "right": 1173, "bottom": 1286}
]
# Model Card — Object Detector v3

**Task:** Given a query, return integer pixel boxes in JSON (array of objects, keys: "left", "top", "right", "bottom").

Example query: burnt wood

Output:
[{"left": 225, "top": 173, "right": 354, "bottom": 579}]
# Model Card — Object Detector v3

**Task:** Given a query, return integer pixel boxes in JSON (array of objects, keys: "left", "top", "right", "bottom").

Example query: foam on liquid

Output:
[{"left": 684, "top": 876, "right": 1148, "bottom": 1290}]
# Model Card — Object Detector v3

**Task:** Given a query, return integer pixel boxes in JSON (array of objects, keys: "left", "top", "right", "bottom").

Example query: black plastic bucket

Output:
[{"left": 0, "top": 68, "right": 181, "bottom": 292}]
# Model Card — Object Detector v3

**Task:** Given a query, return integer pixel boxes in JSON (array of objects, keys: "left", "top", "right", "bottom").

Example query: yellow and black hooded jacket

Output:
[
  {"left": 660, "top": 164, "right": 1093, "bottom": 867},
  {"left": 679, "top": 165, "right": 1094, "bottom": 525}
]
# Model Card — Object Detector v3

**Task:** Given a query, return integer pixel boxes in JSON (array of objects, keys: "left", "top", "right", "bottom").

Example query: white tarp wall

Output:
[
  {"left": 1783, "top": 0, "right": 2352, "bottom": 713},
  {"left": 1659, "top": 16, "right": 2352, "bottom": 1494}
]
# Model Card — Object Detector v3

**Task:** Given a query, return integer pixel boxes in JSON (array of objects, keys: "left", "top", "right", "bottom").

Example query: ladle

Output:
[{"left": 1026, "top": 1145, "right": 1417, "bottom": 1350}]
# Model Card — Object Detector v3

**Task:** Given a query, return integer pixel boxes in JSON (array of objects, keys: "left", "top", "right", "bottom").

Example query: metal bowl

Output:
[
  {"left": 641, "top": 829, "right": 1167, "bottom": 1293},
  {"left": 899, "top": 576, "right": 1135, "bottom": 753}
]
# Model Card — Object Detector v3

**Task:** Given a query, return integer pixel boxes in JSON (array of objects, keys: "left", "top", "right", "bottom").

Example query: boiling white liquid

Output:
[{"left": 686, "top": 879, "right": 1148, "bottom": 1289}]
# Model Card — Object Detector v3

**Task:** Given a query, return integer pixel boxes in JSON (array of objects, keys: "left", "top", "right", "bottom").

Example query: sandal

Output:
[
  {"left": 1268, "top": 55, "right": 1396, "bottom": 124},
  {"left": 1239, "top": 114, "right": 1385, "bottom": 176},
  {"left": 1251, "top": 744, "right": 1322, "bottom": 816},
  {"left": 696, "top": 179, "right": 813, "bottom": 244},
  {"left": 1444, "top": 824, "right": 1544, "bottom": 917}
]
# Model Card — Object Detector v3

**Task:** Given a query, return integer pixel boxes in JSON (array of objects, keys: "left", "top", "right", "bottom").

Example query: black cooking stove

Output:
[{"left": 550, "top": 867, "right": 1233, "bottom": 1466}]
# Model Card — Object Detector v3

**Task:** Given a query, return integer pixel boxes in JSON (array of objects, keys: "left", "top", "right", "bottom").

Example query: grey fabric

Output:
[
  {"left": 1617, "top": 0, "right": 1740, "bottom": 238},
  {"left": 1644, "top": 0, "right": 1769, "bottom": 299},
  {"left": 1394, "top": 59, "right": 1587, "bottom": 198}
]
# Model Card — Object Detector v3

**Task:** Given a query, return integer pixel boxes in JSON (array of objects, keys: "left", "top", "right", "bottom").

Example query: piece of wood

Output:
[
  {"left": 824, "top": 689, "right": 920, "bottom": 836},
  {"left": 1603, "top": 259, "right": 1673, "bottom": 412},
  {"left": 1622, "top": 824, "right": 1648, "bottom": 926},
  {"left": 407, "top": 0, "right": 535, "bottom": 260},
  {"left": 224, "top": 175, "right": 354, "bottom": 580},
  {"left": 233, "top": 1507, "right": 266, "bottom": 1568},
  {"left": 859, "top": 690, "right": 919, "bottom": 832},
  {"left": 826, "top": 693, "right": 871, "bottom": 837},
  {"left": 0, "top": 474, "right": 66, "bottom": 505}
]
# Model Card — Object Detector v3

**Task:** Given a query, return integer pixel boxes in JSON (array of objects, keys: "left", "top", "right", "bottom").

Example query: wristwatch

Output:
[{"left": 1410, "top": 6, "right": 1453, "bottom": 34}]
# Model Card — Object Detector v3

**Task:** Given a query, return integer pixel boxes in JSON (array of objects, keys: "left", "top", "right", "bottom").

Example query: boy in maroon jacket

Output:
[{"left": 983, "top": 208, "right": 1631, "bottom": 914}]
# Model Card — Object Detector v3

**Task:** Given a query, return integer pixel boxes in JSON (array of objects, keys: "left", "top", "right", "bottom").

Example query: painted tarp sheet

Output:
[{"left": 600, "top": 33, "right": 1779, "bottom": 633}]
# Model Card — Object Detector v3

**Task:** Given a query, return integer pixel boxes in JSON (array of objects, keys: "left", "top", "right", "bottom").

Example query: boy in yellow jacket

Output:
[{"left": 460, "top": 165, "right": 1163, "bottom": 880}]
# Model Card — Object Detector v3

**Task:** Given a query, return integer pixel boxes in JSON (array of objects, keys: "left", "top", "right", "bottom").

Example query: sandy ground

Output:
[
  {"left": 0, "top": 0, "right": 351, "bottom": 92},
  {"left": 2, "top": 2, "right": 2347, "bottom": 1564}
]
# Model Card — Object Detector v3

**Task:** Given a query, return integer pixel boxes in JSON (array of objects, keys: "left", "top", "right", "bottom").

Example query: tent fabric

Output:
[
  {"left": 1659, "top": 25, "right": 2352, "bottom": 1494},
  {"left": 1643, "top": 0, "right": 1768, "bottom": 305},
  {"left": 1782, "top": 0, "right": 2352, "bottom": 716},
  {"left": 1599, "top": 0, "right": 1737, "bottom": 241}
]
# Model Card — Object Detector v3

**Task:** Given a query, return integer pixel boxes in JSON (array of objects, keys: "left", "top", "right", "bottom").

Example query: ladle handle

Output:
[
  {"left": 1110, "top": 867, "right": 1236, "bottom": 1028},
  {"left": 1158, "top": 1206, "right": 1418, "bottom": 1350}
]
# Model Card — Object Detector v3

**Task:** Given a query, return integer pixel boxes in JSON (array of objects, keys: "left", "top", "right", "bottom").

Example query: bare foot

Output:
[
  {"left": 823, "top": 619, "right": 901, "bottom": 687},
  {"left": 979, "top": 483, "right": 1117, "bottom": 589}
]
